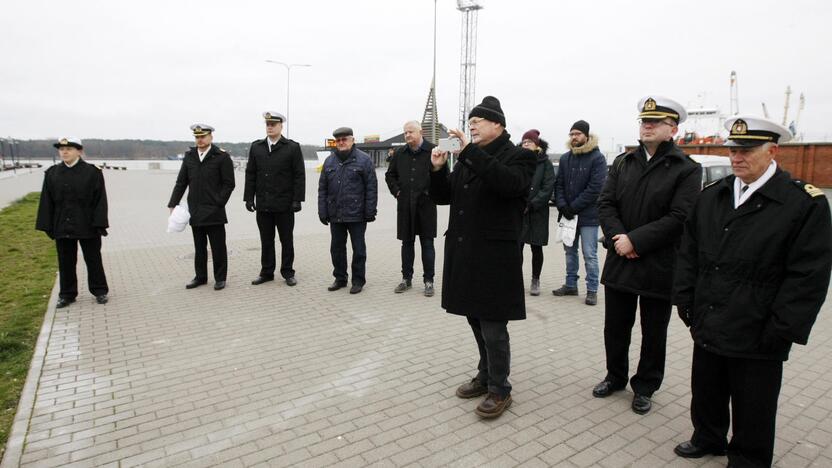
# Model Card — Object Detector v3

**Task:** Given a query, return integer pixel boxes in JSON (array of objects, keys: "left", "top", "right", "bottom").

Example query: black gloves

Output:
[
  {"left": 366, "top": 216, "right": 376, "bottom": 223},
  {"left": 292, "top": 201, "right": 302, "bottom": 213},
  {"left": 677, "top": 305, "right": 692, "bottom": 327},
  {"left": 97, "top": 228, "right": 108, "bottom": 237},
  {"left": 245, "top": 201, "right": 256, "bottom": 212},
  {"left": 319, "top": 216, "right": 329, "bottom": 226},
  {"left": 561, "top": 206, "right": 575, "bottom": 220}
]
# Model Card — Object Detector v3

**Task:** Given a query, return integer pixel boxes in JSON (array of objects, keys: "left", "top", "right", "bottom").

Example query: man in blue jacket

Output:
[
  {"left": 552, "top": 120, "right": 607, "bottom": 305},
  {"left": 318, "top": 127, "right": 378, "bottom": 294}
]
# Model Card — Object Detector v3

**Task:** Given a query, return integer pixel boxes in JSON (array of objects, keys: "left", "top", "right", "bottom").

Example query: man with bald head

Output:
[{"left": 385, "top": 121, "right": 437, "bottom": 296}]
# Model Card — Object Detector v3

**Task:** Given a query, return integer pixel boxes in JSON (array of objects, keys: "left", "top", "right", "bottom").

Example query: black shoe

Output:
[
  {"left": 673, "top": 440, "right": 727, "bottom": 459},
  {"left": 56, "top": 298, "right": 76, "bottom": 308},
  {"left": 95, "top": 295, "right": 108, "bottom": 305},
  {"left": 251, "top": 276, "right": 274, "bottom": 285},
  {"left": 214, "top": 281, "right": 226, "bottom": 290},
  {"left": 592, "top": 380, "right": 624, "bottom": 398},
  {"left": 552, "top": 285, "right": 579, "bottom": 296},
  {"left": 585, "top": 291, "right": 598, "bottom": 306},
  {"left": 186, "top": 279, "right": 207, "bottom": 289},
  {"left": 328, "top": 281, "right": 348, "bottom": 291},
  {"left": 285, "top": 277, "right": 297, "bottom": 286},
  {"left": 349, "top": 284, "right": 364, "bottom": 294},
  {"left": 632, "top": 393, "right": 652, "bottom": 414}
]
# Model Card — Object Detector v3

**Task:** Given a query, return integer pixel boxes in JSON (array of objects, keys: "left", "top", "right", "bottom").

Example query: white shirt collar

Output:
[
  {"left": 267, "top": 136, "right": 280, "bottom": 147},
  {"left": 198, "top": 145, "right": 212, "bottom": 162},
  {"left": 734, "top": 160, "right": 777, "bottom": 208},
  {"left": 63, "top": 158, "right": 80, "bottom": 168}
]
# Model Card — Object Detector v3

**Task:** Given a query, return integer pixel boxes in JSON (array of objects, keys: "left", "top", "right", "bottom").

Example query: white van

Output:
[{"left": 690, "top": 154, "right": 732, "bottom": 188}]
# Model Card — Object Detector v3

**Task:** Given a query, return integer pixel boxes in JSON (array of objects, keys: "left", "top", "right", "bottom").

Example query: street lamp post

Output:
[{"left": 265, "top": 60, "right": 311, "bottom": 139}]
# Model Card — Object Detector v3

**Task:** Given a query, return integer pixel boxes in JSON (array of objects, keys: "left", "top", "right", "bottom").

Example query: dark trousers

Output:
[
  {"left": 329, "top": 222, "right": 367, "bottom": 285},
  {"left": 522, "top": 244, "right": 544, "bottom": 279},
  {"left": 691, "top": 345, "right": 782, "bottom": 468},
  {"left": 192, "top": 224, "right": 227, "bottom": 282},
  {"left": 603, "top": 286, "right": 671, "bottom": 396},
  {"left": 256, "top": 211, "right": 295, "bottom": 279},
  {"left": 401, "top": 236, "right": 435, "bottom": 282},
  {"left": 467, "top": 317, "right": 511, "bottom": 397},
  {"left": 56, "top": 237, "right": 108, "bottom": 299}
]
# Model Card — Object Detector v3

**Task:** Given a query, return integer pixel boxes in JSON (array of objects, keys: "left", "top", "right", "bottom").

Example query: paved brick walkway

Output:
[{"left": 3, "top": 168, "right": 831, "bottom": 467}]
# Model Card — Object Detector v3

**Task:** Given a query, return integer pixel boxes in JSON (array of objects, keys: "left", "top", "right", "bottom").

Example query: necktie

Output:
[{"left": 741, "top": 185, "right": 748, "bottom": 194}]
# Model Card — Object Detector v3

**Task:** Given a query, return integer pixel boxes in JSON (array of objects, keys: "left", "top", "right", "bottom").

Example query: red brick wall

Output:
[{"left": 678, "top": 143, "right": 832, "bottom": 187}]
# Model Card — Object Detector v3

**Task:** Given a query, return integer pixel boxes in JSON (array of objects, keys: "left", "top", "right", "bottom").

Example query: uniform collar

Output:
[{"left": 719, "top": 167, "right": 789, "bottom": 204}]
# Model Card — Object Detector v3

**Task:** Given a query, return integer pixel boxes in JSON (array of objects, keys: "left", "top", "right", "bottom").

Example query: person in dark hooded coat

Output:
[{"left": 519, "top": 129, "right": 555, "bottom": 296}]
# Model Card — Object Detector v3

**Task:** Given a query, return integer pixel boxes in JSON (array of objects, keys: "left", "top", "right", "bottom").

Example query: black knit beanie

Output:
[
  {"left": 469, "top": 96, "right": 506, "bottom": 127},
  {"left": 570, "top": 120, "right": 590, "bottom": 137}
]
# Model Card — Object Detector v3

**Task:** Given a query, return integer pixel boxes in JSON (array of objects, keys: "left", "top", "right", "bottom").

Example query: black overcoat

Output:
[
  {"left": 385, "top": 139, "right": 437, "bottom": 240},
  {"left": 598, "top": 140, "right": 701, "bottom": 299},
  {"left": 168, "top": 145, "right": 236, "bottom": 226},
  {"left": 429, "top": 131, "right": 535, "bottom": 321},
  {"left": 243, "top": 136, "right": 305, "bottom": 212},
  {"left": 673, "top": 169, "right": 832, "bottom": 360},
  {"left": 522, "top": 150, "right": 556, "bottom": 246},
  {"left": 36, "top": 159, "right": 108, "bottom": 239}
]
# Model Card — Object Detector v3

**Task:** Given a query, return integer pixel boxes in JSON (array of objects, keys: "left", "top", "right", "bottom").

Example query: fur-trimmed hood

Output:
[{"left": 565, "top": 133, "right": 599, "bottom": 155}]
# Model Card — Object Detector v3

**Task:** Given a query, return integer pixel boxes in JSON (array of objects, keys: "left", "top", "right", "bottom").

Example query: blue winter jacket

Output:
[
  {"left": 553, "top": 135, "right": 607, "bottom": 227},
  {"left": 318, "top": 147, "right": 378, "bottom": 223}
]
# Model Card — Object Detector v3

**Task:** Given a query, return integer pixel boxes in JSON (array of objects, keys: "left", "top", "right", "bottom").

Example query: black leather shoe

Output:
[
  {"left": 328, "top": 281, "right": 348, "bottom": 291},
  {"left": 455, "top": 379, "right": 488, "bottom": 399},
  {"left": 285, "top": 277, "right": 297, "bottom": 286},
  {"left": 632, "top": 393, "right": 652, "bottom": 414},
  {"left": 95, "top": 295, "right": 108, "bottom": 305},
  {"left": 214, "top": 281, "right": 226, "bottom": 290},
  {"left": 251, "top": 276, "right": 274, "bottom": 285},
  {"left": 56, "top": 298, "right": 76, "bottom": 308},
  {"left": 592, "top": 380, "right": 624, "bottom": 398},
  {"left": 349, "top": 284, "right": 364, "bottom": 294},
  {"left": 186, "top": 279, "right": 207, "bottom": 289},
  {"left": 673, "top": 440, "right": 726, "bottom": 458}
]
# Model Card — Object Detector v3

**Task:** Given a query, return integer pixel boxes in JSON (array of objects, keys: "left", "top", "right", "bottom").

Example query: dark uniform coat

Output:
[
  {"left": 429, "top": 131, "right": 536, "bottom": 321},
  {"left": 243, "top": 136, "right": 305, "bottom": 212},
  {"left": 673, "top": 169, "right": 832, "bottom": 361},
  {"left": 36, "top": 159, "right": 108, "bottom": 239},
  {"left": 522, "top": 148, "right": 556, "bottom": 246},
  {"left": 385, "top": 139, "right": 437, "bottom": 240},
  {"left": 598, "top": 140, "right": 701, "bottom": 300},
  {"left": 168, "top": 145, "right": 236, "bottom": 226}
]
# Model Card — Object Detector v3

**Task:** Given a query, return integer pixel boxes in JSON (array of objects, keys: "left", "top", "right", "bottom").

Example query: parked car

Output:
[{"left": 690, "top": 154, "right": 731, "bottom": 188}]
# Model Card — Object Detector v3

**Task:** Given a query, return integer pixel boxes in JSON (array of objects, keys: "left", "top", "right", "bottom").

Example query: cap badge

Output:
[
  {"left": 731, "top": 119, "right": 748, "bottom": 135},
  {"left": 644, "top": 98, "right": 657, "bottom": 112}
]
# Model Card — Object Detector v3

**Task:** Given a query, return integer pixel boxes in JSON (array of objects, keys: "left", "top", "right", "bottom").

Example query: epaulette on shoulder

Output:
[{"left": 793, "top": 180, "right": 825, "bottom": 198}]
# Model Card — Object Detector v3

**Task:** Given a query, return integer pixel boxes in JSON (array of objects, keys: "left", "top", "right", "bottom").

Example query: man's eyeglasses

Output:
[
  {"left": 568, "top": 132, "right": 584, "bottom": 137},
  {"left": 639, "top": 119, "right": 676, "bottom": 128},
  {"left": 334, "top": 137, "right": 351, "bottom": 142}
]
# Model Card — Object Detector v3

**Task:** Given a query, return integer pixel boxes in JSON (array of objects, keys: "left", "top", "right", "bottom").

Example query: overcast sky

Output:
[{"left": 2, "top": 0, "right": 830, "bottom": 152}]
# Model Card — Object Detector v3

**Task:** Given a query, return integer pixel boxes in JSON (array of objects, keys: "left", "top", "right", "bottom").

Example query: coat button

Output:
[
  {"left": 458, "top": 210, "right": 464, "bottom": 215},
  {"left": 723, "top": 227, "right": 728, "bottom": 231},
  {"left": 457, "top": 236, "right": 463, "bottom": 242},
  {"left": 714, "top": 266, "right": 719, "bottom": 271},
  {"left": 463, "top": 184, "right": 469, "bottom": 189}
]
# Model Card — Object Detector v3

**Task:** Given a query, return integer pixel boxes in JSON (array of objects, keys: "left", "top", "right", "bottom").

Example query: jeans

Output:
[
  {"left": 467, "top": 317, "right": 512, "bottom": 397},
  {"left": 401, "top": 236, "right": 435, "bottom": 282},
  {"left": 563, "top": 225, "right": 599, "bottom": 292},
  {"left": 330, "top": 222, "right": 367, "bottom": 285}
]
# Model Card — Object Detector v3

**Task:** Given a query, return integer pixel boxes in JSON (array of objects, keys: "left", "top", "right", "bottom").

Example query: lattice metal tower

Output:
[{"left": 457, "top": 0, "right": 482, "bottom": 134}]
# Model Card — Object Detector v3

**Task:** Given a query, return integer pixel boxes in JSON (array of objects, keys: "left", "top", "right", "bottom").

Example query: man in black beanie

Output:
[{"left": 429, "top": 96, "right": 535, "bottom": 419}]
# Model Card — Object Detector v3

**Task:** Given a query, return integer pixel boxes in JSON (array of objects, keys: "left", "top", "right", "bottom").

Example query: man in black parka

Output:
[
  {"left": 672, "top": 116, "right": 831, "bottom": 467},
  {"left": 430, "top": 96, "right": 535, "bottom": 419},
  {"left": 594, "top": 96, "right": 701, "bottom": 415},
  {"left": 36, "top": 137, "right": 109, "bottom": 308},
  {"left": 168, "top": 124, "right": 236, "bottom": 290},
  {"left": 385, "top": 120, "right": 437, "bottom": 297},
  {"left": 244, "top": 112, "right": 305, "bottom": 287}
]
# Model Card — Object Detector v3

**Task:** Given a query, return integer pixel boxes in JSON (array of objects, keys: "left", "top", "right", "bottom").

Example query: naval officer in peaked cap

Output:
[
  {"left": 168, "top": 124, "right": 236, "bottom": 290},
  {"left": 673, "top": 116, "right": 832, "bottom": 467},
  {"left": 244, "top": 111, "right": 305, "bottom": 287},
  {"left": 594, "top": 95, "right": 701, "bottom": 414},
  {"left": 36, "top": 137, "right": 110, "bottom": 308}
]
